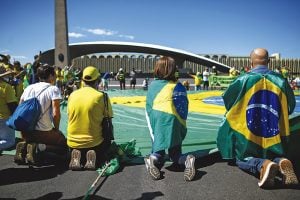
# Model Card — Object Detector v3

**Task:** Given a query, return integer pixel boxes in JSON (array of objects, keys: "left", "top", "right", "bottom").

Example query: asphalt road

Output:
[{"left": 1, "top": 153, "right": 300, "bottom": 200}]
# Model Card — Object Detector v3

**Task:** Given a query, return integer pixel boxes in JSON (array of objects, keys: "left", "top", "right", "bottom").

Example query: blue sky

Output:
[{"left": 1, "top": 0, "right": 300, "bottom": 64}]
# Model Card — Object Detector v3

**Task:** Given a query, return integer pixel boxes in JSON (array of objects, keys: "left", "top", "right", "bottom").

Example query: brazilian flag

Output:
[
  {"left": 217, "top": 72, "right": 299, "bottom": 160},
  {"left": 146, "top": 80, "right": 188, "bottom": 152}
]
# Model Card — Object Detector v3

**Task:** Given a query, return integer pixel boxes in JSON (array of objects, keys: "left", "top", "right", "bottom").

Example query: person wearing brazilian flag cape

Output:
[
  {"left": 144, "top": 56, "right": 196, "bottom": 181},
  {"left": 217, "top": 48, "right": 299, "bottom": 188}
]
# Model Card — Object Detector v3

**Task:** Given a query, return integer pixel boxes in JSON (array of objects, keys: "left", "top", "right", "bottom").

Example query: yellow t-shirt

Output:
[
  {"left": 191, "top": 75, "right": 202, "bottom": 86},
  {"left": 0, "top": 81, "right": 17, "bottom": 119},
  {"left": 67, "top": 86, "right": 113, "bottom": 148}
]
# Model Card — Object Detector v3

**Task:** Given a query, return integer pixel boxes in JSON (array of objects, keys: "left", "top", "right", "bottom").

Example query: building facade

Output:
[{"left": 73, "top": 53, "right": 300, "bottom": 76}]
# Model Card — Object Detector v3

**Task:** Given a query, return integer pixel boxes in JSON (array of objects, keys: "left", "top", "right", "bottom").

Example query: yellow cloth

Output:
[
  {"left": 0, "top": 81, "right": 17, "bottom": 119},
  {"left": 281, "top": 68, "right": 289, "bottom": 78},
  {"left": 55, "top": 69, "right": 63, "bottom": 81},
  {"left": 67, "top": 86, "right": 113, "bottom": 148},
  {"left": 110, "top": 91, "right": 226, "bottom": 115}
]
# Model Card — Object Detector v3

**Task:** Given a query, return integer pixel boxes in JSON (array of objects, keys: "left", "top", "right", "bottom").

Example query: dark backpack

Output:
[{"left": 6, "top": 86, "right": 49, "bottom": 132}]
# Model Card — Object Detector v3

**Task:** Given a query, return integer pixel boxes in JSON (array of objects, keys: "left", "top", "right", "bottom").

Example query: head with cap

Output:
[
  {"left": 250, "top": 48, "right": 269, "bottom": 68},
  {"left": 119, "top": 68, "right": 123, "bottom": 72},
  {"left": 82, "top": 66, "right": 100, "bottom": 87}
]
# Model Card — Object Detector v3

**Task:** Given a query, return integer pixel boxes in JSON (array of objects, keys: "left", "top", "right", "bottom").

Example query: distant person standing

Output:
[
  {"left": 12, "top": 61, "right": 25, "bottom": 101},
  {"left": 129, "top": 68, "right": 137, "bottom": 89},
  {"left": 100, "top": 72, "right": 110, "bottom": 91},
  {"left": 55, "top": 67, "right": 63, "bottom": 92},
  {"left": 188, "top": 72, "right": 202, "bottom": 91},
  {"left": 281, "top": 66, "right": 289, "bottom": 80},
  {"left": 116, "top": 68, "right": 126, "bottom": 90},
  {"left": 202, "top": 68, "right": 210, "bottom": 90}
]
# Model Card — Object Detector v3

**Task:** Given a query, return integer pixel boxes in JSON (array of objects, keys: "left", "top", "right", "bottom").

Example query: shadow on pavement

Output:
[{"left": 0, "top": 164, "right": 67, "bottom": 186}]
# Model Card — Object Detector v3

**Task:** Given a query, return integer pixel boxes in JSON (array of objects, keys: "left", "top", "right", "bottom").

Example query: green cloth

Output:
[
  {"left": 217, "top": 72, "right": 298, "bottom": 160},
  {"left": 97, "top": 140, "right": 142, "bottom": 176},
  {"left": 146, "top": 80, "right": 188, "bottom": 152}
]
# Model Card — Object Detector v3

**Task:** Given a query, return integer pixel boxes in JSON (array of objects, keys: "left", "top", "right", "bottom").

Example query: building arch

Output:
[{"left": 40, "top": 41, "right": 231, "bottom": 73}]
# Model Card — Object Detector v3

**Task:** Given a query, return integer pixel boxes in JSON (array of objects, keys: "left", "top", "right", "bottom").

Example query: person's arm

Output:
[{"left": 52, "top": 99, "right": 61, "bottom": 130}]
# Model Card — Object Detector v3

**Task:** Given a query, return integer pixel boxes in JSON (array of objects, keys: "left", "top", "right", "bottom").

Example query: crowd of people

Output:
[{"left": 0, "top": 47, "right": 299, "bottom": 186}]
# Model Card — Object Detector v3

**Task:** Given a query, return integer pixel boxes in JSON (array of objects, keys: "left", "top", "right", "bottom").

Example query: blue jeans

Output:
[
  {"left": 0, "top": 119, "right": 15, "bottom": 151},
  {"left": 236, "top": 157, "right": 282, "bottom": 175},
  {"left": 151, "top": 145, "right": 187, "bottom": 168},
  {"left": 195, "top": 85, "right": 201, "bottom": 91}
]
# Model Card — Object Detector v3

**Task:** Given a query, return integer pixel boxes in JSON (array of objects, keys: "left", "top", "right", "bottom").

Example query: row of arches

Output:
[{"left": 73, "top": 54, "right": 300, "bottom": 75}]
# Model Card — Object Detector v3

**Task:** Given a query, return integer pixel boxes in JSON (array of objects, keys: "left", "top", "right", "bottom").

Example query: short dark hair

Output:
[
  {"left": 154, "top": 56, "right": 177, "bottom": 81},
  {"left": 37, "top": 64, "right": 55, "bottom": 80}
]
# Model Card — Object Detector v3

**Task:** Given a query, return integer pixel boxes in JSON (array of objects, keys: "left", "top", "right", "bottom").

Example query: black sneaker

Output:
[
  {"left": 69, "top": 149, "right": 82, "bottom": 170},
  {"left": 14, "top": 142, "right": 27, "bottom": 164},
  {"left": 26, "top": 143, "right": 38, "bottom": 165},
  {"left": 184, "top": 155, "right": 196, "bottom": 181},
  {"left": 84, "top": 150, "right": 96, "bottom": 170},
  {"left": 144, "top": 155, "right": 161, "bottom": 180}
]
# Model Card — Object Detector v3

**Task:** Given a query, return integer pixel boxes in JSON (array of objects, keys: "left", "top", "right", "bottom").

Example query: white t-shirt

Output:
[
  {"left": 20, "top": 82, "right": 62, "bottom": 131},
  {"left": 203, "top": 71, "right": 210, "bottom": 81}
]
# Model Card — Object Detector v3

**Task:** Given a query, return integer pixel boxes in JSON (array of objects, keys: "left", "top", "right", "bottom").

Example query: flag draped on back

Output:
[
  {"left": 146, "top": 80, "right": 188, "bottom": 152},
  {"left": 217, "top": 72, "right": 298, "bottom": 160}
]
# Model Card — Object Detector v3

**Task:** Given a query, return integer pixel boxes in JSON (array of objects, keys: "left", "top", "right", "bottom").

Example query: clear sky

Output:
[{"left": 1, "top": 0, "right": 300, "bottom": 64}]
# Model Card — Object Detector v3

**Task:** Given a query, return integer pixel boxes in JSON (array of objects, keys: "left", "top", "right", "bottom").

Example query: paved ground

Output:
[
  {"left": 1, "top": 152, "right": 300, "bottom": 200},
  {"left": 1, "top": 79, "right": 300, "bottom": 200}
]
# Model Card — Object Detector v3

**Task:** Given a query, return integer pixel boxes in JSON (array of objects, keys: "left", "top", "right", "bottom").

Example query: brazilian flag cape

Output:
[
  {"left": 217, "top": 71, "right": 299, "bottom": 161},
  {"left": 146, "top": 79, "right": 188, "bottom": 152}
]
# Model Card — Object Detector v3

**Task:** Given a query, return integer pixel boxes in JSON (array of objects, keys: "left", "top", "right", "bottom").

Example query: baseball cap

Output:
[{"left": 82, "top": 66, "right": 100, "bottom": 81}]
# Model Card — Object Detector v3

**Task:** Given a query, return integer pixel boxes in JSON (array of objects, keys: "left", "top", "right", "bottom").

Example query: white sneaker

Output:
[
  {"left": 144, "top": 155, "right": 161, "bottom": 180},
  {"left": 184, "top": 154, "right": 196, "bottom": 181}
]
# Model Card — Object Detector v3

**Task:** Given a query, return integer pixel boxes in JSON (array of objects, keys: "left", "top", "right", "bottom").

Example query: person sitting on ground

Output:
[
  {"left": 217, "top": 48, "right": 299, "bottom": 188},
  {"left": 142, "top": 77, "right": 149, "bottom": 90},
  {"left": 144, "top": 56, "right": 196, "bottom": 181},
  {"left": 67, "top": 66, "right": 113, "bottom": 170},
  {"left": 15, "top": 64, "right": 67, "bottom": 165},
  {"left": 0, "top": 66, "right": 17, "bottom": 153}
]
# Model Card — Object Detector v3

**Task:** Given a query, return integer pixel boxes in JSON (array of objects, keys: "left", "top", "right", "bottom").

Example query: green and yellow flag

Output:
[
  {"left": 146, "top": 80, "right": 188, "bottom": 152},
  {"left": 217, "top": 72, "right": 299, "bottom": 160}
]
